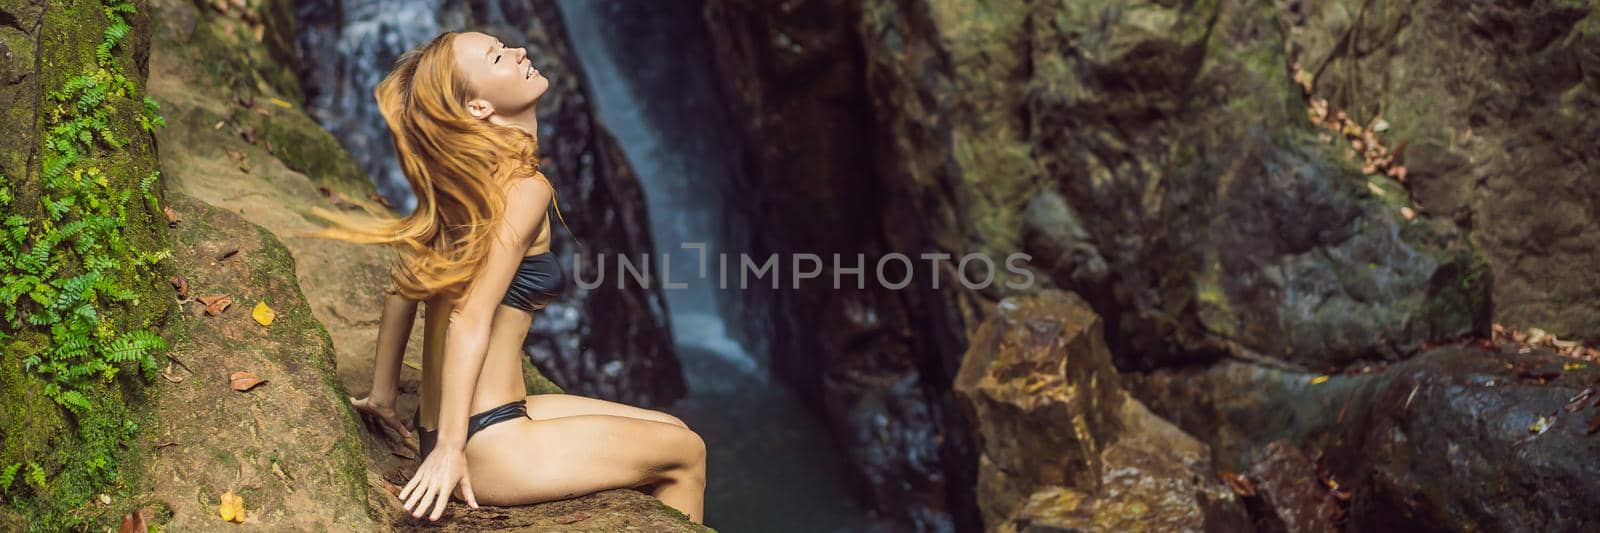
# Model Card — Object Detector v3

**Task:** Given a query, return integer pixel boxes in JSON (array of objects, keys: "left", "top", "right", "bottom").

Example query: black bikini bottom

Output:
[{"left": 414, "top": 399, "right": 528, "bottom": 459}]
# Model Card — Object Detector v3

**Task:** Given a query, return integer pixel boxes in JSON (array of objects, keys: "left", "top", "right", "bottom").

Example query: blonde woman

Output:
[{"left": 305, "top": 31, "right": 706, "bottom": 524}]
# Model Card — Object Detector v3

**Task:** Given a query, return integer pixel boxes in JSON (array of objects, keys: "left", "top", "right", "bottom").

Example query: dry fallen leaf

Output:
[
  {"left": 197, "top": 294, "right": 233, "bottom": 316},
  {"left": 1218, "top": 470, "right": 1256, "bottom": 497},
  {"left": 170, "top": 273, "right": 190, "bottom": 300},
  {"left": 252, "top": 301, "right": 276, "bottom": 326},
  {"left": 117, "top": 508, "right": 149, "bottom": 533},
  {"left": 219, "top": 489, "right": 245, "bottom": 523},
  {"left": 163, "top": 206, "right": 180, "bottom": 227},
  {"left": 230, "top": 370, "right": 267, "bottom": 392}
]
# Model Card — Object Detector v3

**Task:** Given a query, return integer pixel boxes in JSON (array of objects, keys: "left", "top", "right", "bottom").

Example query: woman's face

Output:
[{"left": 452, "top": 31, "right": 548, "bottom": 119}]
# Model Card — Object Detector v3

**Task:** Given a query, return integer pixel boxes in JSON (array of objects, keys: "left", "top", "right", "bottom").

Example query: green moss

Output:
[
  {"left": 251, "top": 109, "right": 372, "bottom": 191},
  {"left": 0, "top": 0, "right": 177, "bottom": 528},
  {"left": 524, "top": 357, "right": 566, "bottom": 395},
  {"left": 240, "top": 222, "right": 370, "bottom": 509}
]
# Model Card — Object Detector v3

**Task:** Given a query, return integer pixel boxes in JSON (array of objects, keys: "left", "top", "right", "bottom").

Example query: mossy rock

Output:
[
  {"left": 0, "top": 0, "right": 177, "bottom": 528},
  {"left": 122, "top": 191, "right": 374, "bottom": 530}
]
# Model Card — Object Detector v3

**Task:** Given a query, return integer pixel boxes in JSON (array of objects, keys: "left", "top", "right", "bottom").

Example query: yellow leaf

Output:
[
  {"left": 218, "top": 490, "right": 244, "bottom": 523},
  {"left": 268, "top": 97, "right": 292, "bottom": 109},
  {"left": 252, "top": 301, "right": 276, "bottom": 326},
  {"left": 1310, "top": 375, "right": 1331, "bottom": 385}
]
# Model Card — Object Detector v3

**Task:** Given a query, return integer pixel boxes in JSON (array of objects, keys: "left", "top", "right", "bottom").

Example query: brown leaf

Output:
[
  {"left": 163, "top": 206, "right": 180, "bottom": 227},
  {"left": 170, "top": 273, "right": 190, "bottom": 300},
  {"left": 240, "top": 126, "right": 258, "bottom": 145},
  {"left": 216, "top": 247, "right": 240, "bottom": 261},
  {"left": 225, "top": 148, "right": 244, "bottom": 163},
  {"left": 1588, "top": 412, "right": 1600, "bottom": 435},
  {"left": 229, "top": 370, "right": 267, "bottom": 392},
  {"left": 117, "top": 508, "right": 148, "bottom": 533},
  {"left": 1217, "top": 470, "right": 1256, "bottom": 497},
  {"left": 197, "top": 294, "right": 233, "bottom": 316},
  {"left": 379, "top": 477, "right": 401, "bottom": 497}
]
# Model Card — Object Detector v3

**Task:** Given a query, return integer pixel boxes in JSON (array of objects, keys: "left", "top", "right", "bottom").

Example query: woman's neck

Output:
[{"left": 490, "top": 106, "right": 539, "bottom": 140}]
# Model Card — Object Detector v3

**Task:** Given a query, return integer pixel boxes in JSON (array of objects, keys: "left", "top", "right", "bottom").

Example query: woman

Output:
[{"left": 305, "top": 31, "right": 706, "bottom": 524}]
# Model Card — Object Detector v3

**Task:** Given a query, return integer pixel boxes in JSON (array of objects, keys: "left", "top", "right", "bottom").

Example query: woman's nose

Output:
[{"left": 516, "top": 47, "right": 528, "bottom": 63}]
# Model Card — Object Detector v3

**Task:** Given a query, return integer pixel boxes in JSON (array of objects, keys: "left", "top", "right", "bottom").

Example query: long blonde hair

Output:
[{"left": 300, "top": 31, "right": 547, "bottom": 306}]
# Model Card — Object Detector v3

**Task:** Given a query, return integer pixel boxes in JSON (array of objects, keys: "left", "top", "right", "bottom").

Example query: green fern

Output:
[{"left": 0, "top": 0, "right": 173, "bottom": 517}]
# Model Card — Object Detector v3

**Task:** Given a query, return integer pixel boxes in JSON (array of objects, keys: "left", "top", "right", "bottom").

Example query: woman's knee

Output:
[
  {"left": 655, "top": 411, "right": 690, "bottom": 429},
  {"left": 672, "top": 426, "right": 707, "bottom": 470}
]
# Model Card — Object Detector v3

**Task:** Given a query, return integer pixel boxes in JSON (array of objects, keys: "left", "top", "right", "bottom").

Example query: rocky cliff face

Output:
[
  {"left": 294, "top": 0, "right": 686, "bottom": 407},
  {"left": 701, "top": 1, "right": 983, "bottom": 529},
  {"left": 700, "top": 0, "right": 1599, "bottom": 530}
]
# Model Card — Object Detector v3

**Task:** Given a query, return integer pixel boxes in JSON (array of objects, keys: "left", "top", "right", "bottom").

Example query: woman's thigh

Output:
[
  {"left": 462, "top": 414, "right": 704, "bottom": 506},
  {"left": 524, "top": 393, "right": 686, "bottom": 428}
]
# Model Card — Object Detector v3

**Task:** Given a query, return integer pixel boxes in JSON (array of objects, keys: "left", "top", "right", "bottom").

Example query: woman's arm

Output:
[
  {"left": 368, "top": 287, "right": 419, "bottom": 408},
  {"left": 434, "top": 177, "right": 553, "bottom": 450}
]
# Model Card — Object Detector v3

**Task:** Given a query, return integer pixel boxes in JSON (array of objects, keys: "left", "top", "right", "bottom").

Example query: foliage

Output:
[{"left": 0, "top": 0, "right": 172, "bottom": 526}]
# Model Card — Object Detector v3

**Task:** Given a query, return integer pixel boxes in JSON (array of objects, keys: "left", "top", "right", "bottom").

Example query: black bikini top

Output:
[{"left": 501, "top": 251, "right": 564, "bottom": 312}]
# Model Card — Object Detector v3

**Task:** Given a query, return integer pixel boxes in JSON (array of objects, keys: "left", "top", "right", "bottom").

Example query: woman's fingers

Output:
[
  {"left": 461, "top": 471, "right": 479, "bottom": 509},
  {"left": 428, "top": 478, "right": 452, "bottom": 520},
  {"left": 413, "top": 479, "right": 439, "bottom": 519}
]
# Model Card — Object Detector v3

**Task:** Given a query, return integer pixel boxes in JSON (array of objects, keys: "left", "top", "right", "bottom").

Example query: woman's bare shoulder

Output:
[{"left": 504, "top": 170, "right": 553, "bottom": 201}]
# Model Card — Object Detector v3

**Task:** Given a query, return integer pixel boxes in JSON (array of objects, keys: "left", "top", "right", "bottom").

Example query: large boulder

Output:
[
  {"left": 128, "top": 192, "right": 374, "bottom": 529},
  {"left": 954, "top": 290, "right": 1248, "bottom": 532},
  {"left": 1129, "top": 346, "right": 1600, "bottom": 530}
]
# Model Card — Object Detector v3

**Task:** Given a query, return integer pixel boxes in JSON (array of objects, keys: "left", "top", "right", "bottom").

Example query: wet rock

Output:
[
  {"left": 1282, "top": 0, "right": 1600, "bottom": 342},
  {"left": 955, "top": 290, "right": 1248, "bottom": 532},
  {"left": 1023, "top": 192, "right": 1108, "bottom": 288},
  {"left": 294, "top": 0, "right": 684, "bottom": 407},
  {"left": 1248, "top": 440, "right": 1339, "bottom": 533},
  {"left": 1128, "top": 346, "right": 1600, "bottom": 531}
]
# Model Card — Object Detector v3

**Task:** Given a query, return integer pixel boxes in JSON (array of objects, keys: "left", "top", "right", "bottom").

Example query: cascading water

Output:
[{"left": 555, "top": 2, "right": 878, "bottom": 531}]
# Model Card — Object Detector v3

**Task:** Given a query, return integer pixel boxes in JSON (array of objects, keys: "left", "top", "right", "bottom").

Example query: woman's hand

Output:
[
  {"left": 350, "top": 394, "right": 412, "bottom": 440},
  {"left": 399, "top": 443, "right": 479, "bottom": 521}
]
